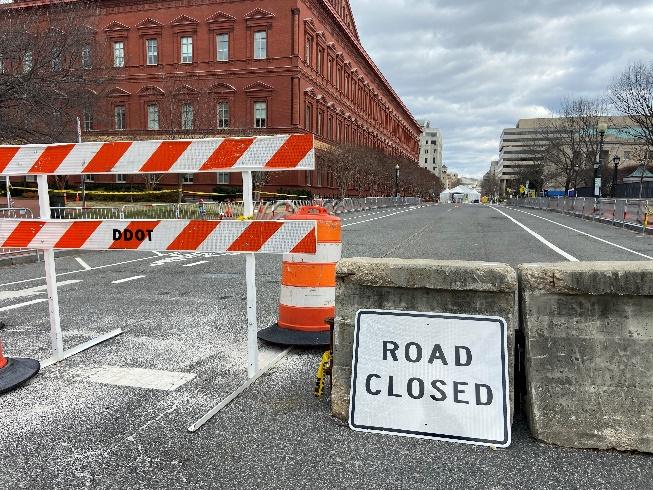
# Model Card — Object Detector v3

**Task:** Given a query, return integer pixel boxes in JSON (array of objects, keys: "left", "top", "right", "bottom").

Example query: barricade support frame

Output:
[{"left": 1, "top": 135, "right": 317, "bottom": 432}]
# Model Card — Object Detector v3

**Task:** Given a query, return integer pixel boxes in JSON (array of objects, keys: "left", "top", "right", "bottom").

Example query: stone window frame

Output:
[
  {"left": 207, "top": 12, "right": 236, "bottom": 63},
  {"left": 136, "top": 18, "right": 163, "bottom": 67},
  {"left": 104, "top": 22, "right": 129, "bottom": 69},
  {"left": 245, "top": 9, "right": 275, "bottom": 62},
  {"left": 170, "top": 15, "right": 199, "bottom": 66}
]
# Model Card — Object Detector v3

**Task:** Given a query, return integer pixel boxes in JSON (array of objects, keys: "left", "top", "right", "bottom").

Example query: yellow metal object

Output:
[{"left": 314, "top": 350, "right": 332, "bottom": 398}]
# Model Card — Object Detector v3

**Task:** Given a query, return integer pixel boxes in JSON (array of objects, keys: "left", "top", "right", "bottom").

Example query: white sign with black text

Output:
[{"left": 349, "top": 310, "right": 510, "bottom": 447}]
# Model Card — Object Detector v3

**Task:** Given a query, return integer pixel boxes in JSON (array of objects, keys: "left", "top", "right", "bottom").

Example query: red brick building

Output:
[{"left": 5, "top": 0, "right": 421, "bottom": 196}]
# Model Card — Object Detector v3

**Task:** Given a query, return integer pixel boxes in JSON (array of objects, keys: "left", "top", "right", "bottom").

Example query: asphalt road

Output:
[{"left": 1, "top": 203, "right": 652, "bottom": 489}]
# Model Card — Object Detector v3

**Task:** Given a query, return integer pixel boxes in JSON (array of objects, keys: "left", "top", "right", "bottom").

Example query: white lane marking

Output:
[
  {"left": 0, "top": 279, "right": 82, "bottom": 301},
  {"left": 150, "top": 252, "right": 227, "bottom": 267},
  {"left": 75, "top": 257, "right": 92, "bottom": 270},
  {"left": 151, "top": 251, "right": 163, "bottom": 256},
  {"left": 183, "top": 260, "right": 209, "bottom": 267},
  {"left": 0, "top": 298, "right": 49, "bottom": 312},
  {"left": 491, "top": 206, "right": 579, "bottom": 262},
  {"left": 342, "top": 208, "right": 415, "bottom": 228},
  {"left": 0, "top": 252, "right": 164, "bottom": 288},
  {"left": 510, "top": 208, "right": 653, "bottom": 260},
  {"left": 112, "top": 275, "right": 146, "bottom": 284},
  {"left": 81, "top": 366, "right": 196, "bottom": 391}
]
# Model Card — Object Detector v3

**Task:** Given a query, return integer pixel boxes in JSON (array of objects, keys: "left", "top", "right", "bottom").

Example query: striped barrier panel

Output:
[
  {"left": 0, "top": 134, "right": 313, "bottom": 175},
  {"left": 0, "top": 219, "right": 316, "bottom": 254}
]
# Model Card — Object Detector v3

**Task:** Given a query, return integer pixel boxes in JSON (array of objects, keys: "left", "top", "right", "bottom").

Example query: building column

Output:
[
  {"left": 291, "top": 8, "right": 300, "bottom": 57},
  {"left": 291, "top": 76, "right": 300, "bottom": 127}
]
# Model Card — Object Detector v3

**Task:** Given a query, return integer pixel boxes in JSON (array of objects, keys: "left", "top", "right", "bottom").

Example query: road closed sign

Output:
[{"left": 349, "top": 310, "right": 510, "bottom": 447}]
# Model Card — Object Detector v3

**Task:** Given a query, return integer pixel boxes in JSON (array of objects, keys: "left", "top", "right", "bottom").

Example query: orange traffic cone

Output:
[
  {"left": 259, "top": 206, "right": 341, "bottom": 346},
  {"left": 0, "top": 336, "right": 40, "bottom": 395}
]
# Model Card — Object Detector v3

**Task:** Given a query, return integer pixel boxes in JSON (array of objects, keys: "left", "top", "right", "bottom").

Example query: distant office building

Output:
[
  {"left": 418, "top": 121, "right": 443, "bottom": 178},
  {"left": 498, "top": 116, "right": 645, "bottom": 192}
]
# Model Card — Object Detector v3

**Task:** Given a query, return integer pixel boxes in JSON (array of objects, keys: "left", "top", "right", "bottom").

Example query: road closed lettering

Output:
[
  {"left": 349, "top": 310, "right": 510, "bottom": 447},
  {"left": 364, "top": 341, "right": 493, "bottom": 405}
]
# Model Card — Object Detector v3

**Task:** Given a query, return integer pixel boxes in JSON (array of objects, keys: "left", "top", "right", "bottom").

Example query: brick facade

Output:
[{"left": 6, "top": 0, "right": 421, "bottom": 196}]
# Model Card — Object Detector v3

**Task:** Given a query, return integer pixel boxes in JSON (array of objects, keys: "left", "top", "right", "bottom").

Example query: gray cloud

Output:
[{"left": 350, "top": 0, "right": 653, "bottom": 177}]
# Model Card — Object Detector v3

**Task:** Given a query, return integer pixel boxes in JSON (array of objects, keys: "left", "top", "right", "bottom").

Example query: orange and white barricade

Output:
[
  {"left": 0, "top": 134, "right": 317, "bottom": 430},
  {"left": 259, "top": 206, "right": 341, "bottom": 346}
]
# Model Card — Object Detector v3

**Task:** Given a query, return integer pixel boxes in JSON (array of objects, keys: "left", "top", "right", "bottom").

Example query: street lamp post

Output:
[
  {"left": 395, "top": 164, "right": 399, "bottom": 198},
  {"left": 594, "top": 122, "right": 608, "bottom": 198},
  {"left": 612, "top": 155, "right": 621, "bottom": 198}
]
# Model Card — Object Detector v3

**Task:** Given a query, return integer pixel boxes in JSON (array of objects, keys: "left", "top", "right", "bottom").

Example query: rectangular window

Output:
[
  {"left": 181, "top": 36, "right": 193, "bottom": 63},
  {"left": 181, "top": 103, "right": 193, "bottom": 130},
  {"left": 305, "top": 35, "right": 313, "bottom": 65},
  {"left": 217, "top": 101, "right": 230, "bottom": 128},
  {"left": 328, "top": 57, "right": 333, "bottom": 82},
  {"left": 317, "top": 110, "right": 324, "bottom": 136},
  {"left": 305, "top": 103, "right": 313, "bottom": 132},
  {"left": 217, "top": 33, "right": 229, "bottom": 61},
  {"left": 183, "top": 173, "right": 194, "bottom": 184},
  {"left": 52, "top": 51, "right": 62, "bottom": 72},
  {"left": 336, "top": 67, "right": 342, "bottom": 90},
  {"left": 114, "top": 106, "right": 126, "bottom": 130},
  {"left": 84, "top": 174, "right": 95, "bottom": 183},
  {"left": 81, "top": 45, "right": 92, "bottom": 69},
  {"left": 147, "top": 104, "right": 159, "bottom": 130},
  {"left": 217, "top": 172, "right": 230, "bottom": 184},
  {"left": 146, "top": 39, "right": 158, "bottom": 65},
  {"left": 83, "top": 110, "right": 93, "bottom": 131},
  {"left": 317, "top": 170, "right": 322, "bottom": 187},
  {"left": 254, "top": 101, "right": 267, "bottom": 128},
  {"left": 317, "top": 48, "right": 323, "bottom": 75},
  {"left": 116, "top": 174, "right": 126, "bottom": 183},
  {"left": 305, "top": 170, "right": 312, "bottom": 186},
  {"left": 23, "top": 51, "right": 32, "bottom": 73},
  {"left": 254, "top": 30, "right": 267, "bottom": 59},
  {"left": 113, "top": 42, "right": 124, "bottom": 67}
]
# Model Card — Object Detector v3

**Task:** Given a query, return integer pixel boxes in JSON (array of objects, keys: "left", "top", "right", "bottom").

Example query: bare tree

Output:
[
  {"left": 481, "top": 172, "right": 500, "bottom": 198},
  {"left": 318, "top": 143, "right": 442, "bottom": 199},
  {"left": 610, "top": 61, "right": 653, "bottom": 150},
  {"left": 0, "top": 1, "right": 113, "bottom": 144},
  {"left": 526, "top": 97, "right": 608, "bottom": 192}
]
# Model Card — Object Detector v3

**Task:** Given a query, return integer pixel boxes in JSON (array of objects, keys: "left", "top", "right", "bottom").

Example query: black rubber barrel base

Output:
[
  {"left": 0, "top": 358, "right": 40, "bottom": 395},
  {"left": 258, "top": 323, "right": 330, "bottom": 347}
]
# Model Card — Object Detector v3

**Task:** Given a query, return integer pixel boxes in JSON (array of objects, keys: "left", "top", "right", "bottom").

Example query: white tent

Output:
[{"left": 439, "top": 185, "right": 481, "bottom": 203}]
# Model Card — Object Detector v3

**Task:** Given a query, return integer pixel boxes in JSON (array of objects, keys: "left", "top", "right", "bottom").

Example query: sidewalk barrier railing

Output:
[
  {"left": 508, "top": 197, "right": 650, "bottom": 233},
  {"left": 41, "top": 197, "right": 421, "bottom": 224}
]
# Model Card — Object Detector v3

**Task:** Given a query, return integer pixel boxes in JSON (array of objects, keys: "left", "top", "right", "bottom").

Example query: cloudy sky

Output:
[{"left": 350, "top": 0, "right": 653, "bottom": 178}]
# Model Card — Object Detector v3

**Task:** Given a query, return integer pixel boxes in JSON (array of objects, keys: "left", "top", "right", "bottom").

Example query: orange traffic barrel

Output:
[
  {"left": 259, "top": 205, "right": 341, "bottom": 346},
  {"left": 0, "top": 336, "right": 40, "bottom": 395}
]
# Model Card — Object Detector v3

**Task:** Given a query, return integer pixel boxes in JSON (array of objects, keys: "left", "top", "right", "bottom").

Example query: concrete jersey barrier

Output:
[
  {"left": 519, "top": 261, "right": 653, "bottom": 453},
  {"left": 332, "top": 257, "right": 518, "bottom": 423}
]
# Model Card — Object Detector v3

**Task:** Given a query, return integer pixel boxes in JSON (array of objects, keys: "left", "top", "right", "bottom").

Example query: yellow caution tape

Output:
[{"left": 314, "top": 350, "right": 332, "bottom": 398}]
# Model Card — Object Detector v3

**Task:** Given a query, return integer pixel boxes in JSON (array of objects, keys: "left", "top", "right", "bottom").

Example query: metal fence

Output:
[
  {"left": 47, "top": 197, "right": 422, "bottom": 221},
  {"left": 508, "top": 197, "right": 651, "bottom": 233}
]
